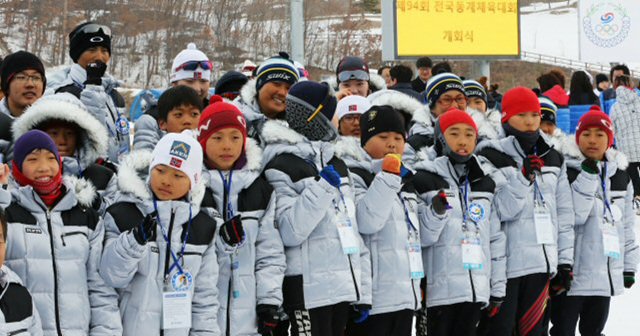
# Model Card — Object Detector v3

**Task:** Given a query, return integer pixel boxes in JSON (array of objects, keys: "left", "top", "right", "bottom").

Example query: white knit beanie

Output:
[
  {"left": 150, "top": 130, "right": 203, "bottom": 191},
  {"left": 170, "top": 43, "right": 211, "bottom": 83}
]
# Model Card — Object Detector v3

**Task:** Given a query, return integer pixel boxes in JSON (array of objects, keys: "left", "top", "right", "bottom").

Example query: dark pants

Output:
[
  {"left": 427, "top": 302, "right": 483, "bottom": 336},
  {"left": 628, "top": 162, "right": 640, "bottom": 196},
  {"left": 549, "top": 293, "right": 610, "bottom": 336},
  {"left": 481, "top": 273, "right": 550, "bottom": 336},
  {"left": 415, "top": 278, "right": 428, "bottom": 336},
  {"left": 353, "top": 309, "right": 414, "bottom": 336},
  {"left": 286, "top": 302, "right": 350, "bottom": 336}
]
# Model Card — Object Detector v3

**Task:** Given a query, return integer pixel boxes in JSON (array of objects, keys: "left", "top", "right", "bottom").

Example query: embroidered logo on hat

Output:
[
  {"left": 170, "top": 141, "right": 191, "bottom": 160},
  {"left": 170, "top": 157, "right": 183, "bottom": 168},
  {"left": 193, "top": 72, "right": 202, "bottom": 79},
  {"left": 349, "top": 104, "right": 358, "bottom": 112},
  {"left": 90, "top": 36, "right": 104, "bottom": 42},
  {"left": 237, "top": 115, "right": 247, "bottom": 128},
  {"left": 266, "top": 72, "right": 292, "bottom": 81},
  {"left": 368, "top": 110, "right": 377, "bottom": 121}
]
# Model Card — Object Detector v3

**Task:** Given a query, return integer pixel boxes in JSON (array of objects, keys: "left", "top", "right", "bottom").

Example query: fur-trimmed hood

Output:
[
  {"left": 409, "top": 105, "right": 436, "bottom": 137},
  {"left": 562, "top": 135, "right": 629, "bottom": 172},
  {"left": 324, "top": 73, "right": 387, "bottom": 93},
  {"left": 542, "top": 128, "right": 568, "bottom": 155},
  {"left": 260, "top": 118, "right": 336, "bottom": 167},
  {"left": 10, "top": 174, "right": 97, "bottom": 210},
  {"left": 367, "top": 89, "right": 420, "bottom": 128},
  {"left": 12, "top": 93, "right": 109, "bottom": 170},
  {"left": 467, "top": 107, "right": 503, "bottom": 141},
  {"left": 233, "top": 78, "right": 264, "bottom": 124},
  {"left": 116, "top": 149, "right": 206, "bottom": 206},
  {"left": 333, "top": 135, "right": 369, "bottom": 170},
  {"left": 413, "top": 145, "right": 490, "bottom": 179}
]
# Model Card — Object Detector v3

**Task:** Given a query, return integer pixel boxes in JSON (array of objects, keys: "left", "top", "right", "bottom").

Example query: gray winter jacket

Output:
[
  {"left": 0, "top": 101, "right": 12, "bottom": 164},
  {"left": 99, "top": 150, "right": 221, "bottom": 336},
  {"left": 203, "top": 139, "right": 286, "bottom": 336},
  {"left": 11, "top": 93, "right": 117, "bottom": 213},
  {"left": 0, "top": 266, "right": 43, "bottom": 336},
  {"left": 133, "top": 113, "right": 165, "bottom": 152},
  {"left": 47, "top": 64, "right": 130, "bottom": 163},
  {"left": 0, "top": 176, "right": 122, "bottom": 336},
  {"left": 334, "top": 136, "right": 422, "bottom": 315},
  {"left": 233, "top": 79, "right": 269, "bottom": 142},
  {"left": 563, "top": 141, "right": 640, "bottom": 297},
  {"left": 610, "top": 86, "right": 640, "bottom": 162},
  {"left": 476, "top": 135, "right": 575, "bottom": 279},
  {"left": 412, "top": 148, "right": 507, "bottom": 307},
  {"left": 260, "top": 120, "right": 372, "bottom": 310},
  {"left": 467, "top": 107, "right": 503, "bottom": 141},
  {"left": 404, "top": 105, "right": 436, "bottom": 166}
]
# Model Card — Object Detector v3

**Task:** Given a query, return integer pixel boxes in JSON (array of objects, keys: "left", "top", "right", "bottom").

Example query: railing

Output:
[{"left": 521, "top": 50, "right": 640, "bottom": 78}]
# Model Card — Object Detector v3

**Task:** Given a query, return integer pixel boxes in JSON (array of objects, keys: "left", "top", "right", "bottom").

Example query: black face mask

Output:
[{"left": 502, "top": 123, "right": 540, "bottom": 154}]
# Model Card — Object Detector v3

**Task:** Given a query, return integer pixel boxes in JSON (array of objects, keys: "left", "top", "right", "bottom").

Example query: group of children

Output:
[{"left": 0, "top": 51, "right": 638, "bottom": 336}]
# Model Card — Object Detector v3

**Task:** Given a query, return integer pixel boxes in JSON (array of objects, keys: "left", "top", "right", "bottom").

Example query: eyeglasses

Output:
[
  {"left": 437, "top": 96, "right": 467, "bottom": 107},
  {"left": 175, "top": 60, "right": 213, "bottom": 72},
  {"left": 13, "top": 74, "right": 44, "bottom": 84},
  {"left": 340, "top": 114, "right": 361, "bottom": 123},
  {"left": 71, "top": 23, "right": 111, "bottom": 39}
]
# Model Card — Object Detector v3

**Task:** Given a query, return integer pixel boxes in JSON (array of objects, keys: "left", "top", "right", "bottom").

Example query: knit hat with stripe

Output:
[
  {"left": 255, "top": 52, "right": 299, "bottom": 91},
  {"left": 425, "top": 73, "right": 465, "bottom": 108}
]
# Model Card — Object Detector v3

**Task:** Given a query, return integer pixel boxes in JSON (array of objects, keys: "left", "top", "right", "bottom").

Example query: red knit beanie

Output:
[
  {"left": 438, "top": 107, "right": 477, "bottom": 134},
  {"left": 197, "top": 95, "right": 247, "bottom": 152},
  {"left": 501, "top": 86, "right": 541, "bottom": 123},
  {"left": 575, "top": 105, "right": 614, "bottom": 148}
]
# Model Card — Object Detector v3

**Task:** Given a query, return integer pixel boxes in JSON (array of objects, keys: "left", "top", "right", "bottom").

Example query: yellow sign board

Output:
[{"left": 394, "top": 0, "right": 520, "bottom": 58}]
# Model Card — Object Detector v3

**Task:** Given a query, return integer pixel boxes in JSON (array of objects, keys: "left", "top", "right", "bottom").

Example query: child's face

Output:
[
  {"left": 363, "top": 132, "right": 405, "bottom": 159},
  {"left": 338, "top": 114, "right": 361, "bottom": 137},
  {"left": 467, "top": 97, "right": 486, "bottom": 113},
  {"left": 149, "top": 164, "right": 191, "bottom": 201},
  {"left": 433, "top": 90, "right": 467, "bottom": 117},
  {"left": 205, "top": 128, "right": 244, "bottom": 171},
  {"left": 578, "top": 127, "right": 609, "bottom": 161},
  {"left": 159, "top": 104, "right": 201, "bottom": 134},
  {"left": 21, "top": 149, "right": 60, "bottom": 181},
  {"left": 540, "top": 121, "right": 557, "bottom": 136},
  {"left": 338, "top": 80, "right": 369, "bottom": 97},
  {"left": 507, "top": 112, "right": 541, "bottom": 132},
  {"left": 258, "top": 81, "right": 290, "bottom": 119},
  {"left": 443, "top": 123, "right": 477, "bottom": 156},
  {"left": 44, "top": 125, "right": 77, "bottom": 157}
]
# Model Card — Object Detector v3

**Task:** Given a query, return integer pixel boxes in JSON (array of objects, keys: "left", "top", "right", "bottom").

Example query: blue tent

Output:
[{"left": 129, "top": 88, "right": 216, "bottom": 122}]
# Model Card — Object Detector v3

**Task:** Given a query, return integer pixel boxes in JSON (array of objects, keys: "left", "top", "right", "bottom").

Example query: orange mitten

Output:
[{"left": 381, "top": 153, "right": 402, "bottom": 175}]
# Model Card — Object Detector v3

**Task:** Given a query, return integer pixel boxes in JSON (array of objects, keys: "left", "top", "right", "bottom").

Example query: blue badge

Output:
[
  {"left": 468, "top": 202, "right": 485, "bottom": 222},
  {"left": 171, "top": 271, "right": 193, "bottom": 291},
  {"left": 115, "top": 115, "right": 130, "bottom": 135},
  {"left": 170, "top": 141, "right": 191, "bottom": 160}
]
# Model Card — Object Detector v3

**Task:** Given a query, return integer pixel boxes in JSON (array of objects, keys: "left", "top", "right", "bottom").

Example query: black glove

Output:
[
  {"left": 220, "top": 215, "right": 245, "bottom": 246},
  {"left": 551, "top": 264, "right": 573, "bottom": 295},
  {"left": 431, "top": 189, "right": 451, "bottom": 215},
  {"left": 581, "top": 158, "right": 600, "bottom": 175},
  {"left": 256, "top": 304, "right": 279, "bottom": 336},
  {"left": 522, "top": 154, "right": 544, "bottom": 181},
  {"left": 624, "top": 272, "right": 635, "bottom": 289},
  {"left": 85, "top": 61, "right": 107, "bottom": 86},
  {"left": 133, "top": 212, "right": 157, "bottom": 245},
  {"left": 487, "top": 296, "right": 504, "bottom": 317}
]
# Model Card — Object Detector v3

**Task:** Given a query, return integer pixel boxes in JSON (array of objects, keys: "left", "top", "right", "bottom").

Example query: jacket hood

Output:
[
  {"left": 467, "top": 107, "right": 503, "bottom": 140},
  {"left": 543, "top": 85, "right": 569, "bottom": 106},
  {"left": 242, "top": 137, "right": 264, "bottom": 172},
  {"left": 562, "top": 136, "right": 628, "bottom": 172},
  {"left": 333, "top": 135, "right": 370, "bottom": 171},
  {"left": 116, "top": 149, "right": 206, "bottom": 206},
  {"left": 260, "top": 119, "right": 336, "bottom": 167},
  {"left": 11, "top": 174, "right": 97, "bottom": 211},
  {"left": 411, "top": 105, "right": 436, "bottom": 128},
  {"left": 615, "top": 86, "right": 640, "bottom": 104},
  {"left": 12, "top": 93, "right": 109, "bottom": 169},
  {"left": 542, "top": 128, "right": 567, "bottom": 155},
  {"left": 414, "top": 145, "right": 489, "bottom": 180},
  {"left": 324, "top": 73, "right": 387, "bottom": 93},
  {"left": 261, "top": 119, "right": 306, "bottom": 146},
  {"left": 367, "top": 89, "right": 421, "bottom": 118},
  {"left": 234, "top": 78, "right": 264, "bottom": 124}
]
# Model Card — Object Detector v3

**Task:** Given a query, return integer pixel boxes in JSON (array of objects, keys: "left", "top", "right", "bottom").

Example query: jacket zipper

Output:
[
  {"left": 60, "top": 231, "right": 88, "bottom": 246},
  {"left": 8, "top": 329, "right": 28, "bottom": 336},
  {"left": 45, "top": 210, "right": 63, "bottom": 336},
  {"left": 224, "top": 187, "right": 232, "bottom": 336},
  {"left": 468, "top": 271, "right": 477, "bottom": 303},
  {"left": 347, "top": 255, "right": 361, "bottom": 301},
  {"left": 160, "top": 208, "right": 176, "bottom": 336},
  {"left": 607, "top": 258, "right": 614, "bottom": 296}
]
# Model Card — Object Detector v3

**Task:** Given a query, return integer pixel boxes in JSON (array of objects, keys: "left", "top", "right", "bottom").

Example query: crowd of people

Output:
[{"left": 0, "top": 21, "right": 639, "bottom": 336}]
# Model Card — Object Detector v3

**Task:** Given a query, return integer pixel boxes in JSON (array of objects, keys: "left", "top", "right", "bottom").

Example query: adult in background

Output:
[
  {"left": 47, "top": 22, "right": 129, "bottom": 163},
  {"left": 388, "top": 64, "right": 422, "bottom": 101},
  {"left": 568, "top": 70, "right": 599, "bottom": 106},
  {"left": 378, "top": 65, "right": 392, "bottom": 87},
  {"left": 610, "top": 75, "right": 640, "bottom": 198},
  {"left": 411, "top": 56, "right": 432, "bottom": 93},
  {"left": 0, "top": 51, "right": 46, "bottom": 163},
  {"left": 600, "top": 64, "right": 634, "bottom": 114}
]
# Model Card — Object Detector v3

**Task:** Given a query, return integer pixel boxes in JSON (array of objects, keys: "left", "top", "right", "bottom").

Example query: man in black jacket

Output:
[{"left": 411, "top": 56, "right": 432, "bottom": 93}]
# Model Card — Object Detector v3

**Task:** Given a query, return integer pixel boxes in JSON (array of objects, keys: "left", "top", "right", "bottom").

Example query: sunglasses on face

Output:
[{"left": 175, "top": 60, "right": 213, "bottom": 72}]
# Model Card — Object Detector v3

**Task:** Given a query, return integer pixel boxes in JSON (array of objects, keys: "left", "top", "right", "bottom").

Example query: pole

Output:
[
  {"left": 290, "top": 0, "right": 305, "bottom": 64},
  {"left": 470, "top": 60, "right": 491, "bottom": 82}
]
